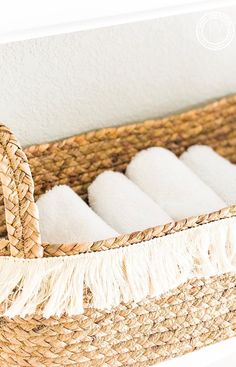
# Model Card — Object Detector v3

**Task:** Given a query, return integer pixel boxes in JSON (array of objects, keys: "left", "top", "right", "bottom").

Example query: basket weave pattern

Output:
[{"left": 0, "top": 95, "right": 235, "bottom": 366}]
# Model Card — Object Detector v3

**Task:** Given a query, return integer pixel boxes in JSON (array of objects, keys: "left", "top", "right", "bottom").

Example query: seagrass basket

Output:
[{"left": 0, "top": 94, "right": 236, "bottom": 367}]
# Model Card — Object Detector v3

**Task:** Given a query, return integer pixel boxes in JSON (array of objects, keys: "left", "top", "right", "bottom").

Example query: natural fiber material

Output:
[
  {"left": 0, "top": 125, "right": 42, "bottom": 258},
  {"left": 0, "top": 217, "right": 235, "bottom": 319},
  {"left": 0, "top": 274, "right": 235, "bottom": 367},
  {"left": 0, "top": 95, "right": 235, "bottom": 366}
]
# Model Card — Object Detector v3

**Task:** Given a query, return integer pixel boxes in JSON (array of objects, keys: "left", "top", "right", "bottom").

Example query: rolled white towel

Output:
[
  {"left": 37, "top": 185, "right": 118, "bottom": 243},
  {"left": 88, "top": 171, "right": 172, "bottom": 233},
  {"left": 126, "top": 147, "right": 226, "bottom": 220},
  {"left": 181, "top": 145, "right": 236, "bottom": 205}
]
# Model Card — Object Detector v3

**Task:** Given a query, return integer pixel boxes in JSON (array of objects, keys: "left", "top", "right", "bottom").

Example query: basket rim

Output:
[
  {"left": 0, "top": 204, "right": 235, "bottom": 258},
  {"left": 24, "top": 94, "right": 236, "bottom": 157},
  {"left": 32, "top": 205, "right": 236, "bottom": 257}
]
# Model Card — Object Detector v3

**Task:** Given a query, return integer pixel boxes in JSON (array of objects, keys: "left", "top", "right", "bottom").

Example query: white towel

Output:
[
  {"left": 181, "top": 145, "right": 236, "bottom": 205},
  {"left": 37, "top": 185, "right": 118, "bottom": 243},
  {"left": 126, "top": 147, "right": 226, "bottom": 220},
  {"left": 88, "top": 171, "right": 172, "bottom": 233}
]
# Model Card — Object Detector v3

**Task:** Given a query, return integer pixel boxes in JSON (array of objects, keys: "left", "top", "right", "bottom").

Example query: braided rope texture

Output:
[
  {"left": 0, "top": 95, "right": 235, "bottom": 365},
  {"left": 0, "top": 274, "right": 235, "bottom": 366},
  {"left": 0, "top": 125, "right": 42, "bottom": 258}
]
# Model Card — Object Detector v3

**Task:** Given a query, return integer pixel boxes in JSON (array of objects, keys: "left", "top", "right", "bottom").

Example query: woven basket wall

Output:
[{"left": 0, "top": 95, "right": 235, "bottom": 366}]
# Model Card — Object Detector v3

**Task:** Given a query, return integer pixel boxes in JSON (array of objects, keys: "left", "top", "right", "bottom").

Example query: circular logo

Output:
[{"left": 196, "top": 12, "right": 235, "bottom": 50}]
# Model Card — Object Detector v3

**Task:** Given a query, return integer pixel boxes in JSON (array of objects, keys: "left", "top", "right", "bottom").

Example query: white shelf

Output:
[
  {"left": 0, "top": 0, "right": 235, "bottom": 43},
  {"left": 156, "top": 337, "right": 236, "bottom": 367}
]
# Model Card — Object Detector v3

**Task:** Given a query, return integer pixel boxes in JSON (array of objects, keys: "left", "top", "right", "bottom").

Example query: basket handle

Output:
[{"left": 0, "top": 124, "right": 43, "bottom": 258}]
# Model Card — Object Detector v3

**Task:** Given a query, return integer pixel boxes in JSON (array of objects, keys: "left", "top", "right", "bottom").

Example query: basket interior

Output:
[{"left": 0, "top": 95, "right": 236, "bottom": 238}]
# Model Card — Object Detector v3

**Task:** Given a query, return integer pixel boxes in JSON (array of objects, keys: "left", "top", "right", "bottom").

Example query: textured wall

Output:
[{"left": 0, "top": 6, "right": 236, "bottom": 146}]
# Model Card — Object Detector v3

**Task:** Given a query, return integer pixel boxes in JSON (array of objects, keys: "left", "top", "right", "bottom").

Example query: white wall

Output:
[{"left": 0, "top": 6, "right": 236, "bottom": 146}]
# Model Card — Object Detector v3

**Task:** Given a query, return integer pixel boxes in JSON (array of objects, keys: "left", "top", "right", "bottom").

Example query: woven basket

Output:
[{"left": 0, "top": 95, "right": 236, "bottom": 367}]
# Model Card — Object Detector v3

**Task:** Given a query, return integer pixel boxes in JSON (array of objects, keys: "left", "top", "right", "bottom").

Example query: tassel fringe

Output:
[{"left": 1, "top": 217, "right": 236, "bottom": 318}]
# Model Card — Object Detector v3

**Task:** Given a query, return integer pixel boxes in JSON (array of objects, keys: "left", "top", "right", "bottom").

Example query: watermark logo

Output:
[{"left": 196, "top": 11, "right": 235, "bottom": 50}]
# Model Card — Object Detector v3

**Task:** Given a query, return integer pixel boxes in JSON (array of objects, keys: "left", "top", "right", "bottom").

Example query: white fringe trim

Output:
[{"left": 1, "top": 217, "right": 236, "bottom": 318}]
